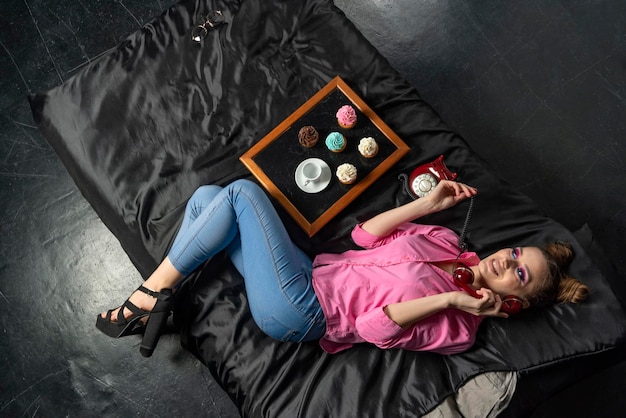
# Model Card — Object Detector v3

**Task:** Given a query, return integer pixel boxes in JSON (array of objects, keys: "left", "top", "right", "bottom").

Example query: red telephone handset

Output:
[
  {"left": 401, "top": 155, "right": 458, "bottom": 199},
  {"left": 453, "top": 263, "right": 524, "bottom": 316}
]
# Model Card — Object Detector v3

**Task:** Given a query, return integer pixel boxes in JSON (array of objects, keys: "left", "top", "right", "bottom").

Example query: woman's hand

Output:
[
  {"left": 423, "top": 180, "right": 477, "bottom": 214},
  {"left": 450, "top": 288, "right": 509, "bottom": 318}
]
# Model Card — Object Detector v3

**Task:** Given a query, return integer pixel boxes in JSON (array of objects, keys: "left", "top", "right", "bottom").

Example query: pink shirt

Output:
[{"left": 312, "top": 222, "right": 483, "bottom": 354}]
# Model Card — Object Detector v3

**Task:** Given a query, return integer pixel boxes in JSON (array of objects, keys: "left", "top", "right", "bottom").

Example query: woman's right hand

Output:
[
  {"left": 361, "top": 180, "right": 477, "bottom": 237},
  {"left": 424, "top": 180, "right": 477, "bottom": 214}
]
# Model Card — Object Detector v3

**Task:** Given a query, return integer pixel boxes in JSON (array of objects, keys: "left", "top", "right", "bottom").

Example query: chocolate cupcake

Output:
[{"left": 298, "top": 126, "right": 319, "bottom": 148}]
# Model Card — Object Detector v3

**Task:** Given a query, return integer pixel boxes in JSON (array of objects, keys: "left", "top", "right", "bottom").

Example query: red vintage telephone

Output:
[
  {"left": 453, "top": 264, "right": 524, "bottom": 315},
  {"left": 399, "top": 155, "right": 458, "bottom": 199}
]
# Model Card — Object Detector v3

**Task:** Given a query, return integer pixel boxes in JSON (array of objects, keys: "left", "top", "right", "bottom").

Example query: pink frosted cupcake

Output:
[{"left": 336, "top": 105, "right": 357, "bottom": 129}]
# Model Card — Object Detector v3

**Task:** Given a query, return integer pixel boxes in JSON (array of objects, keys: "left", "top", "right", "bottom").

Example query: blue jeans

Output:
[{"left": 168, "top": 179, "right": 326, "bottom": 343}]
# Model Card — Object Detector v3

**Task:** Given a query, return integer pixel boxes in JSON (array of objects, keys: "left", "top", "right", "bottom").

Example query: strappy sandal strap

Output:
[
  {"left": 104, "top": 308, "right": 116, "bottom": 322},
  {"left": 138, "top": 285, "right": 172, "bottom": 302},
  {"left": 116, "top": 299, "right": 148, "bottom": 324}
]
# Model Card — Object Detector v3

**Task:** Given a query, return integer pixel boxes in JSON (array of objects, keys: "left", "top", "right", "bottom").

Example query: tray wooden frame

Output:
[{"left": 240, "top": 76, "right": 410, "bottom": 236}]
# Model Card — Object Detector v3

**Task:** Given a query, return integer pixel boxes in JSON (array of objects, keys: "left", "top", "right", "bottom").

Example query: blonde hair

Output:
[{"left": 529, "top": 242, "right": 589, "bottom": 307}]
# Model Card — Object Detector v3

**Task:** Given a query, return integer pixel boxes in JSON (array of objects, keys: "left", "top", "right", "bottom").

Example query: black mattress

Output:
[{"left": 28, "top": 0, "right": 626, "bottom": 416}]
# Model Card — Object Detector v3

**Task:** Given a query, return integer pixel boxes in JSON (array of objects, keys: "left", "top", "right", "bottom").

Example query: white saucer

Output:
[{"left": 295, "top": 158, "right": 331, "bottom": 193}]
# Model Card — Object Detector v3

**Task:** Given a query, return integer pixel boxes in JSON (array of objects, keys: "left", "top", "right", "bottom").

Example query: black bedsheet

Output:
[{"left": 29, "top": 0, "right": 626, "bottom": 416}]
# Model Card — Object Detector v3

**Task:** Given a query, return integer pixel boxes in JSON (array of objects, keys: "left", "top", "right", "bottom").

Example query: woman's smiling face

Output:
[{"left": 474, "top": 247, "right": 549, "bottom": 300}]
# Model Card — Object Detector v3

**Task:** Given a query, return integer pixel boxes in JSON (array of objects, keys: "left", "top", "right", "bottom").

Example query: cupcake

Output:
[
  {"left": 325, "top": 131, "right": 346, "bottom": 153},
  {"left": 336, "top": 105, "right": 357, "bottom": 129},
  {"left": 298, "top": 126, "right": 319, "bottom": 148},
  {"left": 336, "top": 163, "right": 357, "bottom": 185},
  {"left": 358, "top": 137, "right": 378, "bottom": 158}
]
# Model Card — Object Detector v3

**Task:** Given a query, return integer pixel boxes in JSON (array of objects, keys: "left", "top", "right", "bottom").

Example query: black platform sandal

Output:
[{"left": 96, "top": 286, "right": 172, "bottom": 357}]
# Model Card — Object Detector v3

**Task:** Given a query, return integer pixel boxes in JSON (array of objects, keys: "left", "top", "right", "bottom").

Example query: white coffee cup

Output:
[{"left": 302, "top": 161, "right": 322, "bottom": 186}]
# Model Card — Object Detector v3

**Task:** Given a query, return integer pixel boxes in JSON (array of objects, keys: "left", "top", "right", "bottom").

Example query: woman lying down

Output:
[{"left": 96, "top": 179, "right": 588, "bottom": 357}]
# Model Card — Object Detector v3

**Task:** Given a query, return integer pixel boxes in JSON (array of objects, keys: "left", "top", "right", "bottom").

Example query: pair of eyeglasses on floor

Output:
[{"left": 191, "top": 10, "right": 226, "bottom": 42}]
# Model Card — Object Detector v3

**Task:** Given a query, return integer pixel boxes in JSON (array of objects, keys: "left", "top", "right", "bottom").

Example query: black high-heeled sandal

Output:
[{"left": 96, "top": 286, "right": 172, "bottom": 357}]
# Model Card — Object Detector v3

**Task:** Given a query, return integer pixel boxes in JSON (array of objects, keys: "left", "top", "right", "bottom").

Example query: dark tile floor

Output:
[{"left": 1, "top": 0, "right": 624, "bottom": 416}]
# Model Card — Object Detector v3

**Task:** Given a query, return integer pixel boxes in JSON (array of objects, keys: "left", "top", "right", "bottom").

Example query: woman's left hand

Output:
[
  {"left": 476, "top": 288, "right": 510, "bottom": 318},
  {"left": 451, "top": 288, "right": 509, "bottom": 318}
]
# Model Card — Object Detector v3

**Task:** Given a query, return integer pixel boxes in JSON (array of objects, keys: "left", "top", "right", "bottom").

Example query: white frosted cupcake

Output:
[
  {"left": 336, "top": 163, "right": 357, "bottom": 185},
  {"left": 358, "top": 137, "right": 378, "bottom": 158}
]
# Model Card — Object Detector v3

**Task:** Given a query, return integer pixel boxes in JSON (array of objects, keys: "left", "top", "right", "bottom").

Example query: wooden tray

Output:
[{"left": 240, "top": 76, "right": 410, "bottom": 236}]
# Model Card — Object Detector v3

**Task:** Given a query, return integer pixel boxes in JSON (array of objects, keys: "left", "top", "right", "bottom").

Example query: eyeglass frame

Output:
[{"left": 191, "top": 10, "right": 226, "bottom": 42}]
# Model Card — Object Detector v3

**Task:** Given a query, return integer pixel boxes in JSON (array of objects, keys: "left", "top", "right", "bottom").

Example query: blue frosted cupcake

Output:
[{"left": 325, "top": 132, "right": 346, "bottom": 153}]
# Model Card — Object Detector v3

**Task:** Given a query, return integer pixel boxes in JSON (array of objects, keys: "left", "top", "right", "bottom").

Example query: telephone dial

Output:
[
  {"left": 399, "top": 155, "right": 458, "bottom": 199},
  {"left": 399, "top": 155, "right": 523, "bottom": 315}
]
